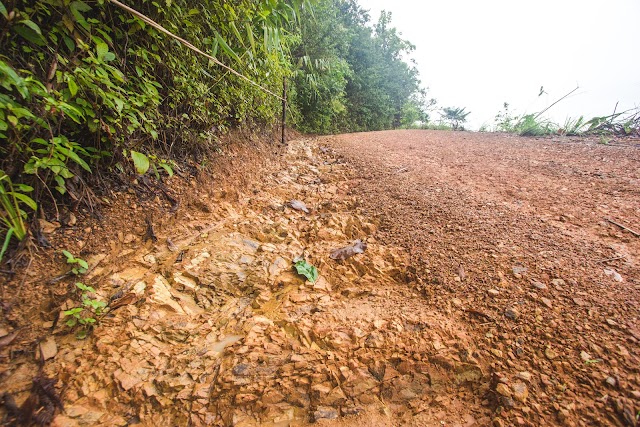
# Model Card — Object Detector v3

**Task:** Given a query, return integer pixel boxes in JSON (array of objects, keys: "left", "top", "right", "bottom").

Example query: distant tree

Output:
[{"left": 441, "top": 107, "right": 471, "bottom": 130}]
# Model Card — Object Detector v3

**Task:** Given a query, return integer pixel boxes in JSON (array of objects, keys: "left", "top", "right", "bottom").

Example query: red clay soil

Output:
[
  {"left": 0, "top": 130, "right": 638, "bottom": 427},
  {"left": 324, "top": 130, "right": 640, "bottom": 426}
]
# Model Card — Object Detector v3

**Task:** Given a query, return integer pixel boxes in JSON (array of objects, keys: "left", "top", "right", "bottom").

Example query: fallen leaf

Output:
[{"left": 329, "top": 240, "right": 367, "bottom": 260}]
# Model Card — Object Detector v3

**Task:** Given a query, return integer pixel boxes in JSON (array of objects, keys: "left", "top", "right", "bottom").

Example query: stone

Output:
[
  {"left": 491, "top": 349, "right": 503, "bottom": 358},
  {"left": 605, "top": 376, "right": 617, "bottom": 387},
  {"left": 488, "top": 289, "right": 500, "bottom": 297},
  {"left": 38, "top": 336, "right": 57, "bottom": 361},
  {"left": 540, "top": 297, "right": 553, "bottom": 309},
  {"left": 114, "top": 369, "right": 142, "bottom": 391},
  {"left": 516, "top": 371, "right": 532, "bottom": 382},
  {"left": 551, "top": 278, "right": 566, "bottom": 287},
  {"left": 313, "top": 407, "right": 339, "bottom": 421},
  {"left": 545, "top": 347, "right": 558, "bottom": 360},
  {"left": 512, "top": 382, "right": 528, "bottom": 402},
  {"left": 531, "top": 281, "right": 547, "bottom": 290},
  {"left": 580, "top": 351, "right": 592, "bottom": 362},
  {"left": 505, "top": 307, "right": 520, "bottom": 320},
  {"left": 495, "top": 383, "right": 511, "bottom": 397},
  {"left": 603, "top": 268, "right": 623, "bottom": 282}
]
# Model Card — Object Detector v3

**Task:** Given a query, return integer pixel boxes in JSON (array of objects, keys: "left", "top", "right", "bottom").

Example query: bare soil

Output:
[{"left": 1, "top": 130, "right": 639, "bottom": 427}]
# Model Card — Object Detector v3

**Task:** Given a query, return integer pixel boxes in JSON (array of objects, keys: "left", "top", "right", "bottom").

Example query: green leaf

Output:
[
  {"left": 96, "top": 41, "right": 108, "bottom": 60},
  {"left": 0, "top": 1, "right": 7, "bottom": 20},
  {"left": 159, "top": 163, "right": 173, "bottom": 177},
  {"left": 294, "top": 259, "right": 319, "bottom": 283},
  {"left": 130, "top": 150, "right": 150, "bottom": 175},
  {"left": 215, "top": 32, "right": 241, "bottom": 64},
  {"left": 68, "top": 77, "right": 78, "bottom": 96},
  {"left": 77, "top": 259, "right": 89, "bottom": 269},
  {"left": 19, "top": 19, "right": 42, "bottom": 35},
  {"left": 11, "top": 192, "right": 37, "bottom": 211}
]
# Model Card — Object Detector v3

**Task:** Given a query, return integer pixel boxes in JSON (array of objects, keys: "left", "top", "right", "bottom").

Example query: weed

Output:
[
  {"left": 63, "top": 282, "right": 106, "bottom": 339},
  {"left": 62, "top": 250, "right": 88, "bottom": 275},
  {"left": 0, "top": 171, "right": 36, "bottom": 261},
  {"left": 294, "top": 259, "right": 318, "bottom": 283}
]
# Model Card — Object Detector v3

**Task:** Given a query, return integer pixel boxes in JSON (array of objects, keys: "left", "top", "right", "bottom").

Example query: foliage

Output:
[
  {"left": 441, "top": 106, "right": 471, "bottom": 130},
  {"left": 0, "top": 171, "right": 36, "bottom": 261},
  {"left": 63, "top": 282, "right": 106, "bottom": 339},
  {"left": 292, "top": 1, "right": 424, "bottom": 133},
  {"left": 62, "top": 250, "right": 88, "bottom": 275},
  {"left": 0, "top": 0, "right": 309, "bottom": 256},
  {"left": 294, "top": 259, "right": 318, "bottom": 283}
]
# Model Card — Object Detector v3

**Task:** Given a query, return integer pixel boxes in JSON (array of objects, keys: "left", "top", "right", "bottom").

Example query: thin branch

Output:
[
  {"left": 534, "top": 85, "right": 580, "bottom": 120},
  {"left": 108, "top": 0, "right": 284, "bottom": 101}
]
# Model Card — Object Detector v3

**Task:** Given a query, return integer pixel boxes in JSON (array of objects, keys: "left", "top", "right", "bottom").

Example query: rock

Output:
[
  {"left": 605, "top": 376, "right": 617, "bottom": 387},
  {"left": 452, "top": 298, "right": 463, "bottom": 307},
  {"left": 545, "top": 347, "right": 558, "bottom": 360},
  {"left": 38, "top": 336, "right": 57, "bottom": 361},
  {"left": 51, "top": 415, "right": 79, "bottom": 427},
  {"left": 580, "top": 351, "right": 592, "bottom": 362},
  {"left": 488, "top": 289, "right": 500, "bottom": 297},
  {"left": 512, "top": 382, "right": 528, "bottom": 402},
  {"left": 512, "top": 266, "right": 528, "bottom": 278},
  {"left": 40, "top": 220, "right": 60, "bottom": 234},
  {"left": 289, "top": 200, "right": 310, "bottom": 213},
  {"left": 540, "top": 297, "right": 553, "bottom": 309},
  {"left": 313, "top": 407, "right": 339, "bottom": 421},
  {"left": 531, "top": 281, "right": 547, "bottom": 290},
  {"left": 551, "top": 278, "right": 566, "bottom": 287},
  {"left": 505, "top": 307, "right": 520, "bottom": 320},
  {"left": 603, "top": 268, "right": 623, "bottom": 282},
  {"left": 491, "top": 349, "right": 503, "bottom": 358},
  {"left": 495, "top": 383, "right": 511, "bottom": 397},
  {"left": 516, "top": 371, "right": 532, "bottom": 382},
  {"left": 114, "top": 369, "right": 142, "bottom": 391},
  {"left": 123, "top": 233, "right": 136, "bottom": 244}
]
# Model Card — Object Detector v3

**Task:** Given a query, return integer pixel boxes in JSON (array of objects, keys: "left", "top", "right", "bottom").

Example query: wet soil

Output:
[{"left": 1, "top": 130, "right": 639, "bottom": 426}]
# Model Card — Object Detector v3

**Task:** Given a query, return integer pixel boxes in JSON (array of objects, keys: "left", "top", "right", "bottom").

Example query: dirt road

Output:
[
  {"left": 326, "top": 130, "right": 640, "bottom": 426},
  {"left": 1, "top": 130, "right": 639, "bottom": 426}
]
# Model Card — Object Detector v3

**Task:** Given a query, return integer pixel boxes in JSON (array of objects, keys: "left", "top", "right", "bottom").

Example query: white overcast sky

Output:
[{"left": 358, "top": 0, "right": 640, "bottom": 129}]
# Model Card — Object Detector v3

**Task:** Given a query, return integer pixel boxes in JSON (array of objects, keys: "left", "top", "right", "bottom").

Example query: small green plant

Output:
[
  {"left": 63, "top": 282, "right": 106, "bottom": 339},
  {"left": 294, "top": 259, "right": 319, "bottom": 283},
  {"left": 441, "top": 106, "right": 471, "bottom": 130},
  {"left": 0, "top": 171, "right": 37, "bottom": 261},
  {"left": 62, "top": 250, "right": 88, "bottom": 275}
]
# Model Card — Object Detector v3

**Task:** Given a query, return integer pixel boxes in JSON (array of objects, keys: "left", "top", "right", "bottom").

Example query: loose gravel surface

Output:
[{"left": 325, "top": 130, "right": 640, "bottom": 426}]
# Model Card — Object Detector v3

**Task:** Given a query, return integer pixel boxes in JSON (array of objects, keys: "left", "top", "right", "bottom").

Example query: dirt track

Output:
[
  {"left": 1, "top": 130, "right": 639, "bottom": 426},
  {"left": 325, "top": 130, "right": 640, "bottom": 426}
]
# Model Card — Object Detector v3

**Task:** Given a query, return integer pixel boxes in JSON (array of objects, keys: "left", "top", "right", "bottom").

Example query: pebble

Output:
[
  {"left": 495, "top": 383, "right": 511, "bottom": 397},
  {"left": 314, "top": 407, "right": 339, "bottom": 421},
  {"left": 505, "top": 307, "right": 520, "bottom": 320},
  {"left": 512, "top": 382, "right": 528, "bottom": 402},
  {"left": 605, "top": 376, "right": 617, "bottom": 387},
  {"left": 491, "top": 348, "right": 503, "bottom": 358},
  {"left": 516, "top": 371, "right": 532, "bottom": 382},
  {"left": 545, "top": 347, "right": 558, "bottom": 360},
  {"left": 488, "top": 289, "right": 500, "bottom": 297},
  {"left": 580, "top": 351, "right": 592, "bottom": 362},
  {"left": 603, "top": 268, "right": 623, "bottom": 282},
  {"left": 531, "top": 281, "right": 547, "bottom": 290},
  {"left": 38, "top": 337, "right": 57, "bottom": 361},
  {"left": 551, "top": 278, "right": 566, "bottom": 287},
  {"left": 540, "top": 297, "right": 553, "bottom": 309}
]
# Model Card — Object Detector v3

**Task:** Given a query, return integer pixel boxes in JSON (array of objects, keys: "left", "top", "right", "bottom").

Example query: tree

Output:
[{"left": 441, "top": 107, "right": 471, "bottom": 130}]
